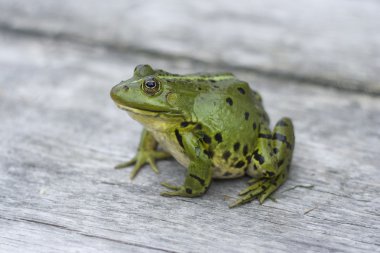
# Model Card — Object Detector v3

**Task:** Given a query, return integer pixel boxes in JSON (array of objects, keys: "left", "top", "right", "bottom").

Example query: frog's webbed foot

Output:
[
  {"left": 115, "top": 150, "right": 171, "bottom": 179},
  {"left": 229, "top": 174, "right": 286, "bottom": 208}
]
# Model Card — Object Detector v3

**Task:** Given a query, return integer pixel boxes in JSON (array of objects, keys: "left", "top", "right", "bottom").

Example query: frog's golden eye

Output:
[{"left": 143, "top": 78, "right": 160, "bottom": 96}]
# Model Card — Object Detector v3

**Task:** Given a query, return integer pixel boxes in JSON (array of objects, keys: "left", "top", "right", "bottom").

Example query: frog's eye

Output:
[{"left": 142, "top": 78, "right": 160, "bottom": 95}]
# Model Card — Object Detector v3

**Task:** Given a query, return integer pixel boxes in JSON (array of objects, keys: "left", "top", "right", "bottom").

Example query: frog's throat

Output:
[{"left": 115, "top": 103, "right": 183, "bottom": 118}]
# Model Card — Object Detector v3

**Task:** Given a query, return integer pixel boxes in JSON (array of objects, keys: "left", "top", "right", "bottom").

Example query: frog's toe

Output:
[
  {"left": 160, "top": 186, "right": 189, "bottom": 197},
  {"left": 115, "top": 157, "right": 137, "bottom": 169},
  {"left": 229, "top": 190, "right": 261, "bottom": 208},
  {"left": 239, "top": 181, "right": 265, "bottom": 196},
  {"left": 160, "top": 183, "right": 205, "bottom": 197},
  {"left": 147, "top": 157, "right": 159, "bottom": 174},
  {"left": 160, "top": 190, "right": 183, "bottom": 197},
  {"left": 114, "top": 154, "right": 147, "bottom": 179},
  {"left": 129, "top": 158, "right": 147, "bottom": 179},
  {"left": 247, "top": 177, "right": 261, "bottom": 185},
  {"left": 160, "top": 182, "right": 181, "bottom": 190},
  {"left": 258, "top": 184, "right": 278, "bottom": 204}
]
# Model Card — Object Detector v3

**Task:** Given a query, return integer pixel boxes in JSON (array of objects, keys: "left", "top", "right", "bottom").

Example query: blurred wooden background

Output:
[{"left": 0, "top": 1, "right": 379, "bottom": 252}]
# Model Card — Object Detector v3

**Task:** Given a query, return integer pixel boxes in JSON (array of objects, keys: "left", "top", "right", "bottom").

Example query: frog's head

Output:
[{"left": 110, "top": 65, "right": 195, "bottom": 121}]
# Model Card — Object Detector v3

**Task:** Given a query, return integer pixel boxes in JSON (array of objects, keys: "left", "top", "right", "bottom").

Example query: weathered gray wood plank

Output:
[
  {"left": 0, "top": 31, "right": 379, "bottom": 253},
  {"left": 0, "top": 0, "right": 379, "bottom": 95}
]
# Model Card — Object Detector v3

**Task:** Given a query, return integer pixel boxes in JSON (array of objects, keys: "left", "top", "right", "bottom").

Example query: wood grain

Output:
[
  {"left": 0, "top": 29, "right": 379, "bottom": 252},
  {"left": 0, "top": 0, "right": 379, "bottom": 95}
]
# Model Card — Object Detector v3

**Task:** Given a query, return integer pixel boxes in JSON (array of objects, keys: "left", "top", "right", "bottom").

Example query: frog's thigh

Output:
[
  {"left": 272, "top": 117, "right": 295, "bottom": 178},
  {"left": 161, "top": 131, "right": 212, "bottom": 197},
  {"left": 246, "top": 125, "right": 278, "bottom": 178}
]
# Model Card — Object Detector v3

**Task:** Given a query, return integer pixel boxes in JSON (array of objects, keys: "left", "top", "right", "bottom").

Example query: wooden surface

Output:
[
  {"left": 0, "top": 1, "right": 379, "bottom": 253},
  {"left": 1, "top": 0, "right": 380, "bottom": 95}
]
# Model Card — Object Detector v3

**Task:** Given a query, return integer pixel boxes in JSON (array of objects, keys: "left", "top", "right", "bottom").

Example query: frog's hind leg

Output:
[
  {"left": 257, "top": 117, "right": 295, "bottom": 202},
  {"left": 230, "top": 118, "right": 295, "bottom": 208}
]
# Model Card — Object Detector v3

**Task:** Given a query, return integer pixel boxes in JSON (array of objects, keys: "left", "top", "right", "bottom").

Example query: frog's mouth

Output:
[{"left": 115, "top": 103, "right": 182, "bottom": 118}]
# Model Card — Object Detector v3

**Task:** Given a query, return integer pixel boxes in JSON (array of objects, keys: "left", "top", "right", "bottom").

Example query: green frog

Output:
[{"left": 110, "top": 64, "right": 295, "bottom": 207}]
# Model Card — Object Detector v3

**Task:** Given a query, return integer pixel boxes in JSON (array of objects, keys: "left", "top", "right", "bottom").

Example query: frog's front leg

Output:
[
  {"left": 230, "top": 118, "right": 295, "bottom": 208},
  {"left": 161, "top": 131, "right": 212, "bottom": 197},
  {"left": 115, "top": 129, "right": 172, "bottom": 179}
]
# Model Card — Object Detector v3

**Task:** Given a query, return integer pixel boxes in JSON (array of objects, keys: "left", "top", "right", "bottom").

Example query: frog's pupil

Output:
[{"left": 146, "top": 81, "right": 156, "bottom": 88}]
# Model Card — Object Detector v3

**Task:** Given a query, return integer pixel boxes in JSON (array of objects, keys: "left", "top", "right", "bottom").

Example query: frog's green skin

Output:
[{"left": 110, "top": 64, "right": 295, "bottom": 207}]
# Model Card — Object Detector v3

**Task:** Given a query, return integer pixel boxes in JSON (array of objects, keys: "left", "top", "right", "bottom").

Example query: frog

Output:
[{"left": 110, "top": 64, "right": 295, "bottom": 208}]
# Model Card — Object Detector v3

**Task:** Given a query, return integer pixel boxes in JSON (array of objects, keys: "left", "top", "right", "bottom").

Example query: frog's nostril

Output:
[{"left": 123, "top": 85, "right": 129, "bottom": 91}]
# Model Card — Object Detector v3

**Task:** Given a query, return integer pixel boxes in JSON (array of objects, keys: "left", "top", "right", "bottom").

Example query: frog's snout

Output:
[{"left": 110, "top": 84, "right": 129, "bottom": 103}]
